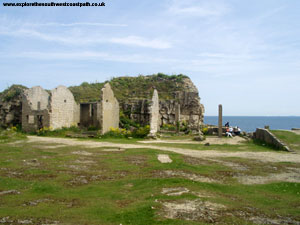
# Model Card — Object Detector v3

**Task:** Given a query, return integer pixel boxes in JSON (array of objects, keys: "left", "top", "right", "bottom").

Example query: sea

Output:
[{"left": 204, "top": 116, "right": 300, "bottom": 133}]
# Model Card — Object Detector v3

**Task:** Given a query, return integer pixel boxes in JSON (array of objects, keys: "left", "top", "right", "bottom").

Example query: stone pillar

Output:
[
  {"left": 218, "top": 104, "right": 222, "bottom": 138},
  {"left": 149, "top": 89, "right": 159, "bottom": 137},
  {"left": 175, "top": 103, "right": 180, "bottom": 133}
]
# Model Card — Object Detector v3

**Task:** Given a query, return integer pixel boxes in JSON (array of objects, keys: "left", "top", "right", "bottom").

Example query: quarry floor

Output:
[{"left": 1, "top": 134, "right": 300, "bottom": 224}]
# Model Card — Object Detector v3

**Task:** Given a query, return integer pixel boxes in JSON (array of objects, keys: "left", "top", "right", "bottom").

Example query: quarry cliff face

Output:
[
  {"left": 0, "top": 75, "right": 204, "bottom": 130},
  {"left": 120, "top": 77, "right": 204, "bottom": 130}
]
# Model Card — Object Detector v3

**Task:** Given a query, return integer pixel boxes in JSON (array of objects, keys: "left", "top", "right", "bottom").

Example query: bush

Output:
[
  {"left": 132, "top": 125, "right": 150, "bottom": 138},
  {"left": 102, "top": 127, "right": 132, "bottom": 138},
  {"left": 202, "top": 127, "right": 209, "bottom": 135},
  {"left": 36, "top": 126, "right": 80, "bottom": 137}
]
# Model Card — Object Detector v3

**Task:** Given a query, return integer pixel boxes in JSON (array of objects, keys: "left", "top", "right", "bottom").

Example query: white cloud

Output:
[
  {"left": 0, "top": 27, "right": 171, "bottom": 49},
  {"left": 167, "top": 0, "right": 229, "bottom": 17},
  {"left": 3, "top": 51, "right": 178, "bottom": 64},
  {"left": 110, "top": 36, "right": 172, "bottom": 49},
  {"left": 29, "top": 22, "right": 128, "bottom": 27}
]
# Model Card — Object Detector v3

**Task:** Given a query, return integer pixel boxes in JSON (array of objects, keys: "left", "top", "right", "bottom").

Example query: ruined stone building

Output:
[
  {"left": 79, "top": 83, "right": 119, "bottom": 134},
  {"left": 22, "top": 86, "right": 80, "bottom": 132},
  {"left": 21, "top": 83, "right": 119, "bottom": 134}
]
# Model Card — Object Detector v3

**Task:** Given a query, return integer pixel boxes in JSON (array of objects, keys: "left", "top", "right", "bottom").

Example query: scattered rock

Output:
[
  {"left": 0, "top": 190, "right": 20, "bottom": 196},
  {"left": 204, "top": 143, "right": 210, "bottom": 146},
  {"left": 23, "top": 199, "right": 54, "bottom": 206},
  {"left": 72, "top": 151, "right": 92, "bottom": 156},
  {"left": 193, "top": 135, "right": 205, "bottom": 142},
  {"left": 102, "top": 148, "right": 125, "bottom": 152},
  {"left": 157, "top": 154, "right": 172, "bottom": 163},
  {"left": 160, "top": 170, "right": 218, "bottom": 183},
  {"left": 162, "top": 187, "right": 189, "bottom": 196},
  {"left": 161, "top": 199, "right": 225, "bottom": 222}
]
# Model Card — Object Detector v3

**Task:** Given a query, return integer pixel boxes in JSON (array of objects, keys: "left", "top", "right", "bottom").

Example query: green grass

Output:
[
  {"left": 271, "top": 130, "right": 300, "bottom": 151},
  {"left": 0, "top": 137, "right": 299, "bottom": 224}
]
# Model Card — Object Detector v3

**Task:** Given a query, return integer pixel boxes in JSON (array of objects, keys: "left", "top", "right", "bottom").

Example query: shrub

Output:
[
  {"left": 202, "top": 127, "right": 209, "bottom": 135},
  {"left": 132, "top": 125, "right": 150, "bottom": 138}
]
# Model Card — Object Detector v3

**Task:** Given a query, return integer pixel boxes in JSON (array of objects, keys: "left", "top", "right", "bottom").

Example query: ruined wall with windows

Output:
[
  {"left": 22, "top": 86, "right": 51, "bottom": 132},
  {"left": 22, "top": 86, "right": 79, "bottom": 132}
]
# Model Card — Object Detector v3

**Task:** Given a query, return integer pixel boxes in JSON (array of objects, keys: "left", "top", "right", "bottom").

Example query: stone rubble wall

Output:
[{"left": 254, "top": 128, "right": 291, "bottom": 152}]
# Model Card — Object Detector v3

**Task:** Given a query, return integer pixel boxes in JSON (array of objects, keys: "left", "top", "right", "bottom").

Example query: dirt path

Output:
[
  {"left": 139, "top": 136, "right": 246, "bottom": 145},
  {"left": 26, "top": 136, "right": 300, "bottom": 163}
]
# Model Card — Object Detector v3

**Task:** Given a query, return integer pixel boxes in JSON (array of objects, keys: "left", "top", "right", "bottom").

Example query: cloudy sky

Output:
[{"left": 0, "top": 0, "right": 299, "bottom": 116}]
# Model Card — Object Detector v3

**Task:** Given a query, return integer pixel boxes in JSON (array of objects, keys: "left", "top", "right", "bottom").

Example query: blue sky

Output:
[{"left": 0, "top": 0, "right": 299, "bottom": 116}]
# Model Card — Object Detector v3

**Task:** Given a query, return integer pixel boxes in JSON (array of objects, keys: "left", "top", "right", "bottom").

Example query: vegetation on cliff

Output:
[
  {"left": 0, "top": 85, "right": 27, "bottom": 102},
  {"left": 69, "top": 73, "right": 189, "bottom": 103},
  {"left": 0, "top": 74, "right": 191, "bottom": 103}
]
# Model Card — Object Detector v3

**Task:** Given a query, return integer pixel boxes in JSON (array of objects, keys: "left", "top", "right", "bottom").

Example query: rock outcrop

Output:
[{"left": 0, "top": 85, "right": 27, "bottom": 128}]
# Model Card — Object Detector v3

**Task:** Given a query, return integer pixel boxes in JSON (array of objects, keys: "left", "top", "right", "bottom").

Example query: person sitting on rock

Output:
[{"left": 226, "top": 127, "right": 232, "bottom": 137}]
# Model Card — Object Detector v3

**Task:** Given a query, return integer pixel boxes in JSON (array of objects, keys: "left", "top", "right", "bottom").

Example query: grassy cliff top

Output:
[
  {"left": 0, "top": 85, "right": 28, "bottom": 102},
  {"left": 69, "top": 73, "right": 191, "bottom": 103}
]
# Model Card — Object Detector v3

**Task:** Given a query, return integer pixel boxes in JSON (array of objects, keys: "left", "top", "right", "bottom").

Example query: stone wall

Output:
[
  {"left": 50, "top": 86, "right": 79, "bottom": 129},
  {"left": 22, "top": 86, "right": 50, "bottom": 132},
  {"left": 100, "top": 83, "right": 119, "bottom": 134},
  {"left": 22, "top": 86, "right": 79, "bottom": 132},
  {"left": 254, "top": 128, "right": 291, "bottom": 152}
]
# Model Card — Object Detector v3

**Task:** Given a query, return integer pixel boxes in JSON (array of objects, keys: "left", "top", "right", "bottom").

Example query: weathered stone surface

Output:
[
  {"left": 100, "top": 83, "right": 119, "bottom": 134},
  {"left": 50, "top": 86, "right": 79, "bottom": 129},
  {"left": 22, "top": 86, "right": 50, "bottom": 132},
  {"left": 149, "top": 89, "right": 159, "bottom": 136},
  {"left": 254, "top": 128, "right": 291, "bottom": 152}
]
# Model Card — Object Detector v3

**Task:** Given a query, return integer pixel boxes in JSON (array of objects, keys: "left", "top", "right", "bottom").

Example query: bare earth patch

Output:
[
  {"left": 157, "top": 154, "right": 172, "bottom": 163},
  {"left": 158, "top": 170, "right": 219, "bottom": 183},
  {"left": 161, "top": 199, "right": 226, "bottom": 222},
  {"left": 236, "top": 168, "right": 300, "bottom": 184},
  {"left": 71, "top": 151, "right": 92, "bottom": 156}
]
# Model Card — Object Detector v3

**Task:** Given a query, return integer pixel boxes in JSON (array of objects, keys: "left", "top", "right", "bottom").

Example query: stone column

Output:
[
  {"left": 218, "top": 104, "right": 222, "bottom": 138},
  {"left": 149, "top": 89, "right": 159, "bottom": 137},
  {"left": 175, "top": 103, "right": 180, "bottom": 133}
]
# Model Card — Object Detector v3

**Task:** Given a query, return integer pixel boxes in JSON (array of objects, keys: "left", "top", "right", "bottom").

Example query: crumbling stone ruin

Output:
[
  {"left": 0, "top": 74, "right": 204, "bottom": 133},
  {"left": 22, "top": 86, "right": 80, "bottom": 132},
  {"left": 80, "top": 83, "right": 119, "bottom": 134}
]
